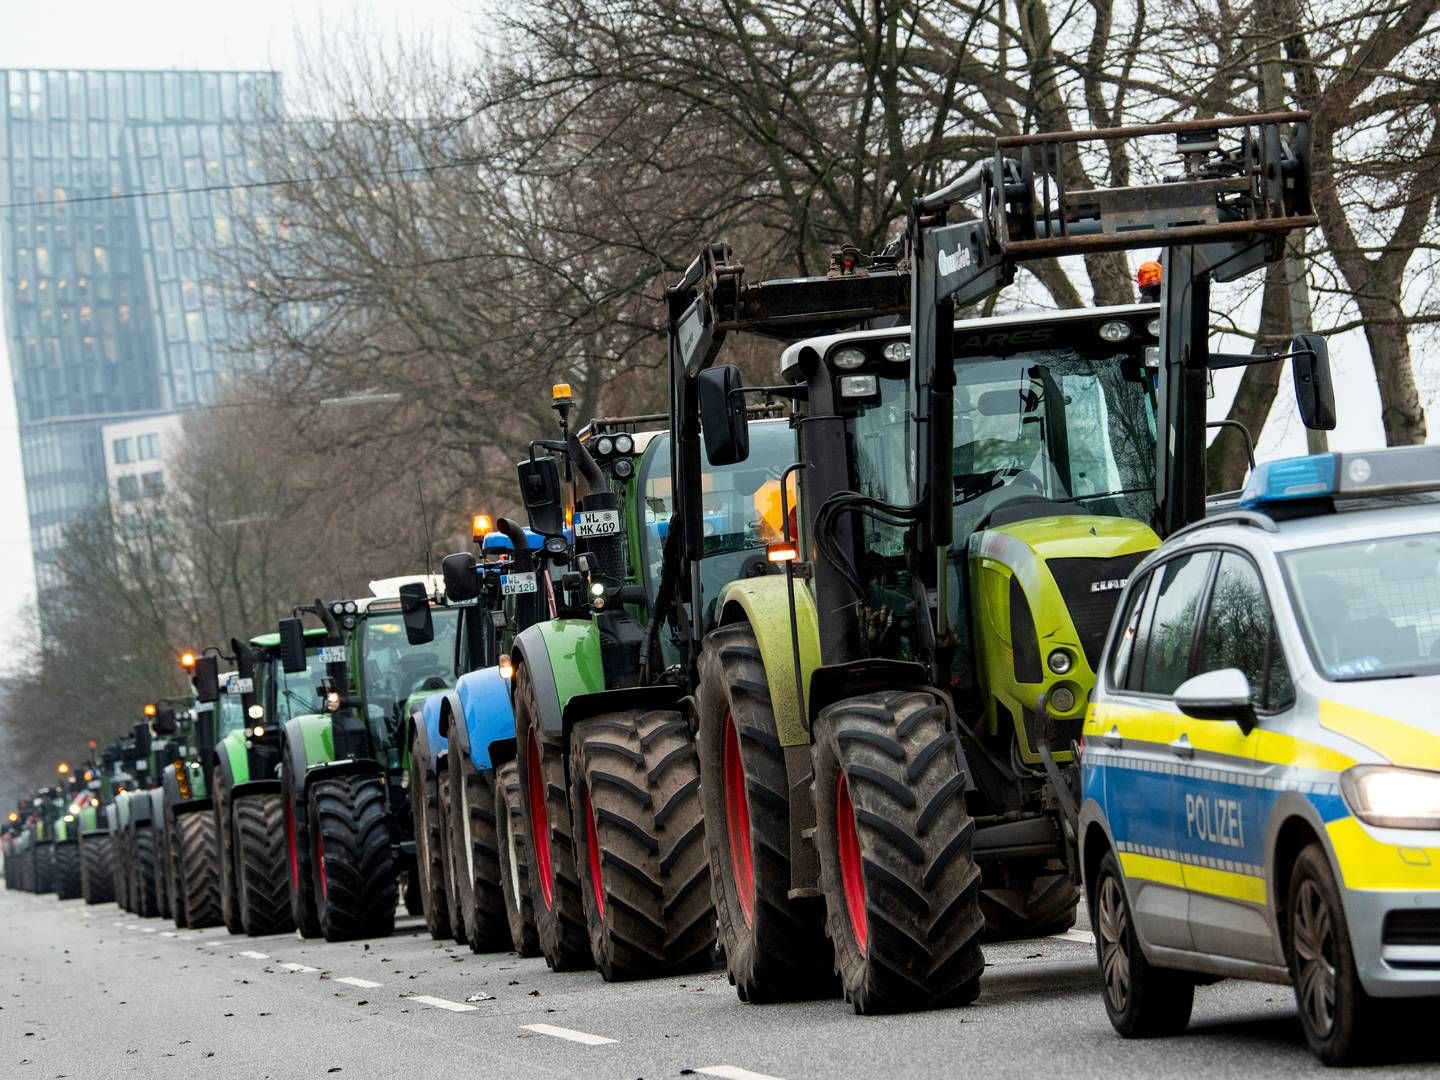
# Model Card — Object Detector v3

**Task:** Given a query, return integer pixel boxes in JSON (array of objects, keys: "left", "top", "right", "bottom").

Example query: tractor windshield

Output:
[
  {"left": 639, "top": 419, "right": 797, "bottom": 628},
  {"left": 217, "top": 690, "right": 244, "bottom": 738},
  {"left": 358, "top": 606, "right": 459, "bottom": 722},
  {"left": 274, "top": 649, "right": 331, "bottom": 723}
]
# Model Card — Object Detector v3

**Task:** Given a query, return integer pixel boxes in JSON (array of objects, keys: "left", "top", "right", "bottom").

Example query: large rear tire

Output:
[
  {"left": 112, "top": 830, "right": 131, "bottom": 910},
  {"left": 449, "top": 746, "right": 509, "bottom": 953},
  {"left": 283, "top": 757, "right": 321, "bottom": 937},
  {"left": 166, "top": 818, "right": 189, "bottom": 928},
  {"left": 131, "top": 829, "right": 160, "bottom": 917},
  {"left": 34, "top": 841, "right": 55, "bottom": 894},
  {"left": 495, "top": 759, "right": 540, "bottom": 956},
  {"left": 176, "top": 812, "right": 223, "bottom": 928},
  {"left": 235, "top": 793, "right": 293, "bottom": 936},
  {"left": 309, "top": 773, "right": 397, "bottom": 942},
  {"left": 53, "top": 841, "right": 82, "bottom": 900},
  {"left": 212, "top": 769, "right": 245, "bottom": 934},
  {"left": 811, "top": 690, "right": 986, "bottom": 1013},
  {"left": 409, "top": 741, "right": 451, "bottom": 940},
  {"left": 80, "top": 835, "right": 116, "bottom": 905},
  {"left": 569, "top": 709, "right": 716, "bottom": 981},
  {"left": 696, "top": 624, "right": 833, "bottom": 1002},
  {"left": 514, "top": 660, "right": 592, "bottom": 971},
  {"left": 437, "top": 767, "right": 466, "bottom": 945}
]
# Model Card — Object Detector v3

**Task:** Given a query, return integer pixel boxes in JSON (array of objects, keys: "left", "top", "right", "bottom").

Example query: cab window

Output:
[
  {"left": 1196, "top": 552, "right": 1294, "bottom": 711},
  {"left": 1134, "top": 551, "right": 1213, "bottom": 695}
]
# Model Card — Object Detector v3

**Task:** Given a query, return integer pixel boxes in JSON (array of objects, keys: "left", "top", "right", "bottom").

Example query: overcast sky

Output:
[{"left": 0, "top": 2, "right": 1435, "bottom": 642}]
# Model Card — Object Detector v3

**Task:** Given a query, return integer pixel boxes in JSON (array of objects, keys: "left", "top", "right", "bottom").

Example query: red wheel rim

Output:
[
  {"left": 285, "top": 800, "right": 300, "bottom": 890},
  {"left": 723, "top": 710, "right": 756, "bottom": 926},
  {"left": 526, "top": 732, "right": 554, "bottom": 910},
  {"left": 835, "top": 772, "right": 867, "bottom": 954},
  {"left": 315, "top": 827, "right": 327, "bottom": 899},
  {"left": 584, "top": 785, "right": 605, "bottom": 919}
]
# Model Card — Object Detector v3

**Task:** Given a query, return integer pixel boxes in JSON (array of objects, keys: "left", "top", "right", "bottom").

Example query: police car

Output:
[{"left": 1080, "top": 445, "right": 1440, "bottom": 1064}]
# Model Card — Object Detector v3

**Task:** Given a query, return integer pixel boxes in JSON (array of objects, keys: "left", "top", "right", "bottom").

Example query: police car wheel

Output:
[
  {"left": 1287, "top": 844, "right": 1374, "bottom": 1065},
  {"left": 1094, "top": 851, "right": 1194, "bottom": 1037}
]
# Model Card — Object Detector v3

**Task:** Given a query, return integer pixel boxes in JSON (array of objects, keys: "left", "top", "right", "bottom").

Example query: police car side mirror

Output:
[{"left": 1175, "top": 668, "right": 1257, "bottom": 734}]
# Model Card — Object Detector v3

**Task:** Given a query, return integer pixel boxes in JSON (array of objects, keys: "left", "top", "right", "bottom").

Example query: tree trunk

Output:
[{"left": 1359, "top": 302, "right": 1428, "bottom": 445}]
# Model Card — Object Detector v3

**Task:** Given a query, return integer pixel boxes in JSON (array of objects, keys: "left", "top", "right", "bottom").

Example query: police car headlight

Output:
[{"left": 1340, "top": 765, "right": 1440, "bottom": 830}]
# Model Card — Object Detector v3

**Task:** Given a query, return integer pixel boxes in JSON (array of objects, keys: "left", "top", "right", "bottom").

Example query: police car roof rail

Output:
[{"left": 1165, "top": 509, "right": 1279, "bottom": 542}]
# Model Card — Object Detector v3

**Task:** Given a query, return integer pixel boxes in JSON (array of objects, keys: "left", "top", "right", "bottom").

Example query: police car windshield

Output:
[{"left": 1285, "top": 532, "right": 1440, "bottom": 680}]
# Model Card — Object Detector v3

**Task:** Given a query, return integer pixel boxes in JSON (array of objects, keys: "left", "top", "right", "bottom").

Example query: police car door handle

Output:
[
  {"left": 1099, "top": 726, "right": 1122, "bottom": 749},
  {"left": 1169, "top": 733, "right": 1194, "bottom": 759}
]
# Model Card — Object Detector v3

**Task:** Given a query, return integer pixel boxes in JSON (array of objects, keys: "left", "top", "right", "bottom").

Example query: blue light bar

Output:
[
  {"left": 1239, "top": 453, "right": 1337, "bottom": 509},
  {"left": 481, "top": 529, "right": 545, "bottom": 551}
]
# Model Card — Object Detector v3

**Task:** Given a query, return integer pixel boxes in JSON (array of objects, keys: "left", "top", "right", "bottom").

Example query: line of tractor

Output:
[{"left": 5, "top": 112, "right": 1333, "bottom": 1017}]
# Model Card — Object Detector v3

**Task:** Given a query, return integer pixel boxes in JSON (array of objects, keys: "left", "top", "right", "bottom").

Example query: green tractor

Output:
[
  {"left": 504, "top": 392, "right": 756, "bottom": 979},
  {"left": 76, "top": 748, "right": 124, "bottom": 905},
  {"left": 275, "top": 579, "right": 459, "bottom": 941},
  {"left": 210, "top": 626, "right": 331, "bottom": 936},
  {"left": 670, "top": 114, "right": 1331, "bottom": 1012}
]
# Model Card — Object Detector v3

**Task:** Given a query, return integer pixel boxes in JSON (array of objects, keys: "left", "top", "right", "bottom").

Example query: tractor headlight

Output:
[
  {"left": 596, "top": 436, "right": 614, "bottom": 456},
  {"left": 63, "top": 814, "right": 74, "bottom": 823},
  {"left": 1098, "top": 320, "right": 1132, "bottom": 343},
  {"left": 831, "top": 347, "right": 867, "bottom": 370},
  {"left": 1047, "top": 648, "right": 1074, "bottom": 675},
  {"left": 613, "top": 458, "right": 634, "bottom": 479},
  {"left": 1146, "top": 317, "right": 1161, "bottom": 337},
  {"left": 252, "top": 726, "right": 265, "bottom": 738},
  {"left": 613, "top": 434, "right": 634, "bottom": 454},
  {"left": 344, "top": 600, "right": 358, "bottom": 615},
  {"left": 882, "top": 341, "right": 910, "bottom": 363},
  {"left": 1341, "top": 766, "right": 1440, "bottom": 829},
  {"left": 1049, "top": 685, "right": 1077, "bottom": 713}
]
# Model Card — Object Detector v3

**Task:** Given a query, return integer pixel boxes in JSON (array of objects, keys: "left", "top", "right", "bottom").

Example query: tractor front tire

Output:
[
  {"left": 980, "top": 864, "right": 1079, "bottom": 939},
  {"left": 568, "top": 709, "right": 716, "bottom": 981},
  {"left": 409, "top": 743, "right": 451, "bottom": 940},
  {"left": 495, "top": 759, "right": 540, "bottom": 956},
  {"left": 309, "top": 773, "right": 397, "bottom": 942},
  {"left": 132, "top": 829, "right": 161, "bottom": 917},
  {"left": 515, "top": 660, "right": 592, "bottom": 971},
  {"left": 212, "top": 771, "right": 245, "bottom": 934},
  {"left": 696, "top": 623, "right": 833, "bottom": 1002},
  {"left": 283, "top": 760, "right": 321, "bottom": 937},
  {"left": 112, "top": 832, "right": 131, "bottom": 910},
  {"left": 34, "top": 841, "right": 56, "bottom": 894},
  {"left": 437, "top": 767, "right": 466, "bottom": 946},
  {"left": 53, "top": 842, "right": 82, "bottom": 900},
  {"left": 167, "top": 820, "right": 189, "bottom": 928},
  {"left": 811, "top": 689, "right": 986, "bottom": 1014},
  {"left": 450, "top": 748, "right": 509, "bottom": 953},
  {"left": 234, "top": 793, "right": 294, "bottom": 936},
  {"left": 80, "top": 835, "right": 116, "bottom": 905},
  {"left": 176, "top": 812, "right": 223, "bottom": 928}
]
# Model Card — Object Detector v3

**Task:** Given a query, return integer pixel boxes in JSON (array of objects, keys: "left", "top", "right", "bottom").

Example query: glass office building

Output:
[{"left": 0, "top": 69, "right": 280, "bottom": 593}]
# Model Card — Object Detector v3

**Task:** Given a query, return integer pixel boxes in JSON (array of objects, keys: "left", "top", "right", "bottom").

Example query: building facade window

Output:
[
  {"left": 136, "top": 432, "right": 159, "bottom": 459},
  {"left": 112, "top": 435, "right": 133, "bottom": 463},
  {"left": 141, "top": 471, "right": 165, "bottom": 497},
  {"left": 117, "top": 474, "right": 140, "bottom": 501}
]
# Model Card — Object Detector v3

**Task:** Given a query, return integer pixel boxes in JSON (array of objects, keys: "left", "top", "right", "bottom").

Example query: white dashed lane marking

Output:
[
  {"left": 204, "top": 941, "right": 226, "bottom": 947},
  {"left": 278, "top": 962, "right": 318, "bottom": 973},
  {"left": 141, "top": 927, "right": 157, "bottom": 933},
  {"left": 159, "top": 931, "right": 177, "bottom": 937},
  {"left": 405, "top": 995, "right": 478, "bottom": 1013},
  {"left": 695, "top": 1068, "right": 786, "bottom": 1080},
  {"left": 333, "top": 976, "right": 382, "bottom": 989},
  {"left": 521, "top": 1023, "right": 616, "bottom": 1046},
  {"left": 238, "top": 950, "right": 270, "bottom": 959}
]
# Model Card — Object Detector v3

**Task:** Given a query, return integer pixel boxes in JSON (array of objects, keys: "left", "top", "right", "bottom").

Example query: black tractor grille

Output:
[
  {"left": 1384, "top": 909, "right": 1440, "bottom": 947},
  {"left": 1046, "top": 553, "right": 1149, "bottom": 669}
]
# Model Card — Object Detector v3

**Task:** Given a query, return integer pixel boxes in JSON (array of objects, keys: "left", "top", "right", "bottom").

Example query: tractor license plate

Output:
[
  {"left": 318, "top": 645, "right": 347, "bottom": 663},
  {"left": 501, "top": 572, "right": 538, "bottom": 595},
  {"left": 575, "top": 510, "right": 620, "bottom": 538},
  {"left": 226, "top": 677, "right": 254, "bottom": 694}
]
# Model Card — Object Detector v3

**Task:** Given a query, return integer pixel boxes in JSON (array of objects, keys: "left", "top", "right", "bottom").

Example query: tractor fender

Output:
[
  {"left": 511, "top": 620, "right": 605, "bottom": 741},
  {"left": 716, "top": 575, "right": 822, "bottom": 748},
  {"left": 104, "top": 803, "right": 118, "bottom": 833},
  {"left": 560, "top": 685, "right": 687, "bottom": 744},
  {"left": 121, "top": 790, "right": 152, "bottom": 827},
  {"left": 428, "top": 690, "right": 461, "bottom": 753},
  {"left": 280, "top": 713, "right": 337, "bottom": 803},
  {"left": 411, "top": 714, "right": 439, "bottom": 787},
  {"left": 148, "top": 788, "right": 166, "bottom": 839},
  {"left": 449, "top": 667, "right": 518, "bottom": 772},
  {"left": 301, "top": 756, "right": 387, "bottom": 791},
  {"left": 403, "top": 687, "right": 450, "bottom": 774},
  {"left": 163, "top": 762, "right": 210, "bottom": 815}
]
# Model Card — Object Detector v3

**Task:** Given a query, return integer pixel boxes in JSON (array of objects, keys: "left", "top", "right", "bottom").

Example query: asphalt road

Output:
[{"left": 4, "top": 883, "right": 1439, "bottom": 1079}]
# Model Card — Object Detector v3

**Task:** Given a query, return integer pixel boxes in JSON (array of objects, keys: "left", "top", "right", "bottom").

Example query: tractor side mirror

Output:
[
  {"left": 193, "top": 655, "right": 221, "bottom": 703},
  {"left": 698, "top": 365, "right": 750, "bottom": 466},
  {"left": 153, "top": 708, "right": 178, "bottom": 737},
  {"left": 441, "top": 551, "right": 480, "bottom": 603},
  {"left": 278, "top": 617, "right": 308, "bottom": 674},
  {"left": 1291, "top": 333, "right": 1336, "bottom": 431},
  {"left": 517, "top": 455, "right": 566, "bottom": 537},
  {"left": 132, "top": 721, "right": 151, "bottom": 760},
  {"left": 399, "top": 582, "right": 435, "bottom": 645}
]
